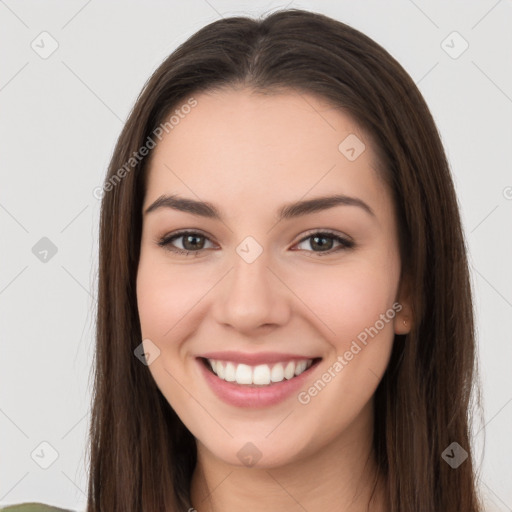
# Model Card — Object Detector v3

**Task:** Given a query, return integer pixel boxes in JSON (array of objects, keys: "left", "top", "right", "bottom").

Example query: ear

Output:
[{"left": 393, "top": 273, "right": 413, "bottom": 335}]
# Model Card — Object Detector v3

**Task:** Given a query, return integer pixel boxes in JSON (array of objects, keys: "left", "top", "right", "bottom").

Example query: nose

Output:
[{"left": 212, "top": 250, "right": 291, "bottom": 335}]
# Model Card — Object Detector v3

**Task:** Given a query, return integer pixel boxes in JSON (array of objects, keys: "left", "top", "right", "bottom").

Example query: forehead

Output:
[{"left": 143, "top": 88, "right": 390, "bottom": 222}]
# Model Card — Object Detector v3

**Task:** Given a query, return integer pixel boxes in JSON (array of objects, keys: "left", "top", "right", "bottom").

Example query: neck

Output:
[{"left": 190, "top": 401, "right": 388, "bottom": 512}]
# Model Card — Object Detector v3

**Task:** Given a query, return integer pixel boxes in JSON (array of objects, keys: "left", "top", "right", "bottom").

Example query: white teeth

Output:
[
  {"left": 253, "top": 364, "right": 271, "bottom": 385},
  {"left": 294, "top": 360, "right": 307, "bottom": 376},
  {"left": 235, "top": 364, "right": 253, "bottom": 384},
  {"left": 216, "top": 360, "right": 225, "bottom": 379},
  {"left": 270, "top": 363, "right": 284, "bottom": 383},
  {"left": 284, "top": 361, "right": 295, "bottom": 379},
  {"left": 206, "top": 358, "right": 314, "bottom": 386},
  {"left": 224, "top": 362, "right": 236, "bottom": 382}
]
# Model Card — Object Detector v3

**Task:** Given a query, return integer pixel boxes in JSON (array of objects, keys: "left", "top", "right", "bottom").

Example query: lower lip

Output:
[{"left": 197, "top": 358, "right": 320, "bottom": 408}]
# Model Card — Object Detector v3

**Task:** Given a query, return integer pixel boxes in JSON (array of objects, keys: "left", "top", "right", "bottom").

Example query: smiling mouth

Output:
[{"left": 199, "top": 357, "right": 322, "bottom": 387}]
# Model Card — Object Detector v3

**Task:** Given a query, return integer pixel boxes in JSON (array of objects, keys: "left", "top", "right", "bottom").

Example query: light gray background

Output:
[{"left": 1, "top": 1, "right": 511, "bottom": 510}]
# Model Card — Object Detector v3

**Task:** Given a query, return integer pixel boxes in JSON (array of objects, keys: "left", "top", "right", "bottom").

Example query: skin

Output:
[{"left": 136, "top": 87, "right": 412, "bottom": 512}]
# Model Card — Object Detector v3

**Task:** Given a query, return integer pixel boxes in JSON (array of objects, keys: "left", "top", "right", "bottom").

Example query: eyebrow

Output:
[{"left": 144, "top": 193, "right": 375, "bottom": 220}]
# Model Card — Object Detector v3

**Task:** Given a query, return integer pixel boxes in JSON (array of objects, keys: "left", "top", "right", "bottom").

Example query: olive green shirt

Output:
[{"left": 0, "top": 504, "right": 74, "bottom": 512}]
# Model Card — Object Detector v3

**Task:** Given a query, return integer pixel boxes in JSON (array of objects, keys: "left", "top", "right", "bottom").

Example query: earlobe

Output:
[{"left": 394, "top": 316, "right": 411, "bottom": 335}]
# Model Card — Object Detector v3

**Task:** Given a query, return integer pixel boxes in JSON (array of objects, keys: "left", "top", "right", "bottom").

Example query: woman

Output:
[{"left": 6, "top": 7, "right": 484, "bottom": 512}]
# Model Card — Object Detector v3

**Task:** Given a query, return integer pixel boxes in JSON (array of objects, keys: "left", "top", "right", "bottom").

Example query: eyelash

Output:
[{"left": 156, "top": 229, "right": 354, "bottom": 257}]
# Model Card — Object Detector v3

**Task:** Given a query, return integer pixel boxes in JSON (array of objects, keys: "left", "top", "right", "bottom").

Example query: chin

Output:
[{"left": 195, "top": 424, "right": 319, "bottom": 470}]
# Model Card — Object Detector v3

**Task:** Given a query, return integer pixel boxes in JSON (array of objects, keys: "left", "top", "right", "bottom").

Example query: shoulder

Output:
[{"left": 0, "top": 504, "right": 75, "bottom": 512}]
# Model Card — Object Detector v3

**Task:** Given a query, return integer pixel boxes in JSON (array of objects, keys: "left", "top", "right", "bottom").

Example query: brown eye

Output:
[
  {"left": 180, "top": 233, "right": 206, "bottom": 250},
  {"left": 157, "top": 231, "right": 215, "bottom": 255},
  {"left": 294, "top": 231, "right": 354, "bottom": 256}
]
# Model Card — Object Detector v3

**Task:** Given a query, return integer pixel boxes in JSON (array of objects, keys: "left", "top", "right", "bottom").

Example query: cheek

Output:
[
  {"left": 136, "top": 252, "right": 209, "bottom": 340},
  {"left": 136, "top": 256, "right": 202, "bottom": 414},
  {"left": 289, "top": 259, "right": 399, "bottom": 346},
  {"left": 136, "top": 274, "right": 179, "bottom": 340}
]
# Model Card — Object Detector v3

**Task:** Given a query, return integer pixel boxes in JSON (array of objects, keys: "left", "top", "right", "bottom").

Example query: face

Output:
[{"left": 136, "top": 88, "right": 410, "bottom": 469}]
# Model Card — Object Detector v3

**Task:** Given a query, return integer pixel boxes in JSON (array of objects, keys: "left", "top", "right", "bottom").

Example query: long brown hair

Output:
[{"left": 88, "top": 8, "right": 483, "bottom": 511}]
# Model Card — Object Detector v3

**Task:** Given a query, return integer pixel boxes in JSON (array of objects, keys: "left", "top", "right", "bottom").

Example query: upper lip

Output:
[{"left": 198, "top": 351, "right": 321, "bottom": 365}]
